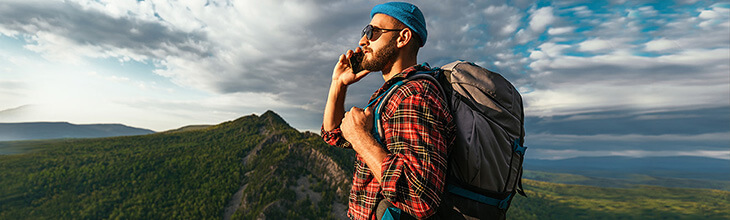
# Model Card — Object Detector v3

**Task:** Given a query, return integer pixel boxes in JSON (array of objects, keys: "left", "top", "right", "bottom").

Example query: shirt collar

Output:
[
  {"left": 369, "top": 63, "right": 432, "bottom": 103},
  {"left": 384, "top": 63, "right": 431, "bottom": 85}
]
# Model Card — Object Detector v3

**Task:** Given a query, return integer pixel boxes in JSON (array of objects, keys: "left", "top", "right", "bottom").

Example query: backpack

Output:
[{"left": 372, "top": 61, "right": 526, "bottom": 219}]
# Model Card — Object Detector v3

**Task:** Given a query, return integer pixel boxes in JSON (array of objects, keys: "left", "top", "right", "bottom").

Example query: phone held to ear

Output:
[{"left": 349, "top": 51, "right": 364, "bottom": 74}]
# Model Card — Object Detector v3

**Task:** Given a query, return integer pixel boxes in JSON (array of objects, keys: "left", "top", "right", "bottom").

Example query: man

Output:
[{"left": 321, "top": 2, "right": 455, "bottom": 219}]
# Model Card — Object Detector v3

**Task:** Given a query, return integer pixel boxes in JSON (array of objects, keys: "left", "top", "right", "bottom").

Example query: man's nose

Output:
[{"left": 358, "top": 35, "right": 368, "bottom": 47}]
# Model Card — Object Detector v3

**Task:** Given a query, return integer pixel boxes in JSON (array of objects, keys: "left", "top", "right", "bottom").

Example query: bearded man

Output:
[{"left": 321, "top": 2, "right": 455, "bottom": 219}]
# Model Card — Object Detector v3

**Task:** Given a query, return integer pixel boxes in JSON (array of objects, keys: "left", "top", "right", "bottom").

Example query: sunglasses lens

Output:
[{"left": 362, "top": 25, "right": 373, "bottom": 40}]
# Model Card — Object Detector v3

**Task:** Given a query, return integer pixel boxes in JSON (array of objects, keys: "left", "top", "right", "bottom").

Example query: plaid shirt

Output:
[{"left": 322, "top": 65, "right": 455, "bottom": 219}]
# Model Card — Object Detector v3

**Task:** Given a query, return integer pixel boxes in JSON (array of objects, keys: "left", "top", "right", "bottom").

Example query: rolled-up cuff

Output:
[{"left": 320, "top": 125, "right": 352, "bottom": 149}]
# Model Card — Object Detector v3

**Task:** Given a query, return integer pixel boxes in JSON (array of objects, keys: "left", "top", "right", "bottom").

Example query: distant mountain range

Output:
[
  {"left": 526, "top": 156, "right": 730, "bottom": 181},
  {"left": 0, "top": 122, "right": 155, "bottom": 141}
]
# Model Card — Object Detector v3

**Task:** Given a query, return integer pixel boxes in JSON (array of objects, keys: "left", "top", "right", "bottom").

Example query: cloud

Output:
[
  {"left": 0, "top": 82, "right": 28, "bottom": 110},
  {"left": 514, "top": 6, "right": 558, "bottom": 44},
  {"left": 529, "top": 132, "right": 730, "bottom": 146},
  {"left": 529, "top": 7, "right": 555, "bottom": 33},
  {"left": 644, "top": 38, "right": 680, "bottom": 51},
  {"left": 569, "top": 6, "right": 592, "bottom": 17},
  {"left": 0, "top": 0, "right": 728, "bottom": 143},
  {"left": 547, "top": 26, "right": 575, "bottom": 35},
  {"left": 525, "top": 131, "right": 730, "bottom": 158},
  {"left": 578, "top": 38, "right": 615, "bottom": 51},
  {"left": 483, "top": 5, "right": 522, "bottom": 36},
  {"left": 0, "top": 0, "right": 371, "bottom": 123},
  {"left": 530, "top": 149, "right": 730, "bottom": 160}
]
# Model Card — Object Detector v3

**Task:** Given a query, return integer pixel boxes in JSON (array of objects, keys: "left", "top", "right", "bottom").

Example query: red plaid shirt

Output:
[{"left": 322, "top": 65, "right": 455, "bottom": 219}]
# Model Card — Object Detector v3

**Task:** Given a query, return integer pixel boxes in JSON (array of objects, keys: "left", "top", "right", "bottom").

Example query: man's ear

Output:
[{"left": 397, "top": 28, "right": 412, "bottom": 48}]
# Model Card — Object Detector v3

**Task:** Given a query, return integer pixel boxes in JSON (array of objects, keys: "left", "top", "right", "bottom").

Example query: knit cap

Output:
[{"left": 370, "top": 2, "right": 427, "bottom": 46}]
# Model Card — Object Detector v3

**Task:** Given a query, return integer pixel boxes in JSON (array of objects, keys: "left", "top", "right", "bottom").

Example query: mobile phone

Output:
[{"left": 349, "top": 51, "right": 364, "bottom": 74}]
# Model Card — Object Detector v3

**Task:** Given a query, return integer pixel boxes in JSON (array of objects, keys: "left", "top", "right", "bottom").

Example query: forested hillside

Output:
[
  {"left": 0, "top": 111, "right": 353, "bottom": 219},
  {"left": 1, "top": 111, "right": 728, "bottom": 219}
]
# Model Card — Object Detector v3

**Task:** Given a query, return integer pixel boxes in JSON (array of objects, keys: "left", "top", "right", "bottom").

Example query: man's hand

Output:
[
  {"left": 341, "top": 107, "right": 374, "bottom": 145},
  {"left": 332, "top": 47, "right": 371, "bottom": 87},
  {"left": 342, "top": 106, "right": 387, "bottom": 183},
  {"left": 323, "top": 48, "right": 373, "bottom": 132}
]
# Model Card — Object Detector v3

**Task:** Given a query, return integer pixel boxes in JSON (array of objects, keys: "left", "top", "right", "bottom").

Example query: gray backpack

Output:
[{"left": 373, "top": 61, "right": 526, "bottom": 218}]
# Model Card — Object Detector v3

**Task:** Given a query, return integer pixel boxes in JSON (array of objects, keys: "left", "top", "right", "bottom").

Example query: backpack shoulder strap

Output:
[{"left": 371, "top": 80, "right": 405, "bottom": 145}]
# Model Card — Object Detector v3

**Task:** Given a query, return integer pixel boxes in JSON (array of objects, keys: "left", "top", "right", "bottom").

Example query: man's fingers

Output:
[
  {"left": 364, "top": 107, "right": 373, "bottom": 121},
  {"left": 354, "top": 70, "right": 371, "bottom": 79},
  {"left": 350, "top": 106, "right": 362, "bottom": 113},
  {"left": 346, "top": 50, "right": 354, "bottom": 60},
  {"left": 338, "top": 54, "right": 347, "bottom": 64}
]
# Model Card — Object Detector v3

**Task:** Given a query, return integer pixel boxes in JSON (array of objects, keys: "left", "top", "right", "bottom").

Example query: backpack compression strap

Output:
[{"left": 446, "top": 184, "right": 514, "bottom": 210}]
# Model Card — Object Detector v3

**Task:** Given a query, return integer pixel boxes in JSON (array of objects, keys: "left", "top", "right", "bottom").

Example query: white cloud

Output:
[
  {"left": 698, "top": 4, "right": 730, "bottom": 29},
  {"left": 531, "top": 149, "right": 730, "bottom": 160},
  {"left": 525, "top": 47, "right": 730, "bottom": 117},
  {"left": 644, "top": 38, "right": 680, "bottom": 51},
  {"left": 547, "top": 26, "right": 575, "bottom": 35},
  {"left": 628, "top": 6, "right": 658, "bottom": 18},
  {"left": 529, "top": 7, "right": 555, "bottom": 33},
  {"left": 536, "top": 42, "right": 571, "bottom": 57},
  {"left": 570, "top": 6, "right": 592, "bottom": 17},
  {"left": 484, "top": 5, "right": 522, "bottom": 36},
  {"left": 530, "top": 132, "right": 730, "bottom": 144},
  {"left": 514, "top": 6, "right": 558, "bottom": 44},
  {"left": 578, "top": 38, "right": 614, "bottom": 51},
  {"left": 699, "top": 8, "right": 722, "bottom": 19}
]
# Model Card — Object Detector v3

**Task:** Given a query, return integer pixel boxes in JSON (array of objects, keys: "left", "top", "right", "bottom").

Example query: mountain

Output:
[
  {"left": 162, "top": 124, "right": 212, "bottom": 133},
  {"left": 1, "top": 111, "right": 728, "bottom": 219},
  {"left": 0, "top": 111, "right": 354, "bottom": 219},
  {"left": 525, "top": 156, "right": 730, "bottom": 181},
  {"left": 0, "top": 122, "right": 155, "bottom": 141}
]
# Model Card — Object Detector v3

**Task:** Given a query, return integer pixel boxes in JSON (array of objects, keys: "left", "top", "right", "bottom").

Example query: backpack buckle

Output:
[{"left": 513, "top": 138, "right": 527, "bottom": 156}]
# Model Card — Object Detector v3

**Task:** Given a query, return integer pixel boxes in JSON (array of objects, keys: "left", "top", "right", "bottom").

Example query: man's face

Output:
[{"left": 359, "top": 14, "right": 401, "bottom": 72}]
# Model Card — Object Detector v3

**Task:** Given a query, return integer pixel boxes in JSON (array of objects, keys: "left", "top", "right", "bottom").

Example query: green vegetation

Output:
[
  {"left": 229, "top": 128, "right": 353, "bottom": 220},
  {"left": 509, "top": 179, "right": 730, "bottom": 219},
  {"left": 161, "top": 125, "right": 212, "bottom": 134},
  {"left": 0, "top": 111, "right": 353, "bottom": 219},
  {"left": 0, "top": 140, "right": 59, "bottom": 155},
  {"left": 523, "top": 170, "right": 730, "bottom": 191},
  {"left": 1, "top": 111, "right": 728, "bottom": 219},
  {"left": 1, "top": 114, "right": 260, "bottom": 219}
]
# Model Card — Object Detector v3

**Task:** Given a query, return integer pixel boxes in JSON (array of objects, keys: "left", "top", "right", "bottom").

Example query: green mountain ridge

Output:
[{"left": 1, "top": 111, "right": 728, "bottom": 219}]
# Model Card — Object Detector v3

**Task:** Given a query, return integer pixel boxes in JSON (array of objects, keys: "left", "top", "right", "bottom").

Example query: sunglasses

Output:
[{"left": 361, "top": 24, "right": 403, "bottom": 41}]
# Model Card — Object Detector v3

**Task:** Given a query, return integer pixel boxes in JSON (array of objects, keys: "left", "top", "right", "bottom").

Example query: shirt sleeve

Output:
[
  {"left": 378, "top": 80, "right": 452, "bottom": 218},
  {"left": 321, "top": 125, "right": 353, "bottom": 149}
]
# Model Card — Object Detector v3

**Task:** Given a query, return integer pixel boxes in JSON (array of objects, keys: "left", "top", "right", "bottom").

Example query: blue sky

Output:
[{"left": 0, "top": 0, "right": 728, "bottom": 160}]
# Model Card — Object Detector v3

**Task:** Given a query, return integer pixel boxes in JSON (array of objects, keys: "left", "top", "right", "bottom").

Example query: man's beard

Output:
[{"left": 362, "top": 37, "right": 398, "bottom": 72}]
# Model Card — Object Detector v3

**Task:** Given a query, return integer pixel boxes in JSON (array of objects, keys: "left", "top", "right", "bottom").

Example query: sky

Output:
[{"left": 0, "top": 0, "right": 728, "bottom": 160}]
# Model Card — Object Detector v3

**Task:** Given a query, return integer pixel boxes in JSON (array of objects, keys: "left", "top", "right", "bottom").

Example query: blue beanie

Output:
[{"left": 371, "top": 2, "right": 427, "bottom": 46}]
